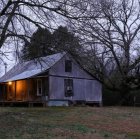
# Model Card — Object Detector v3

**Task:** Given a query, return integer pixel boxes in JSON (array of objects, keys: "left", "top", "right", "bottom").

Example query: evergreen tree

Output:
[
  {"left": 20, "top": 26, "right": 82, "bottom": 61},
  {"left": 52, "top": 26, "right": 82, "bottom": 56},
  {"left": 21, "top": 28, "right": 53, "bottom": 61}
]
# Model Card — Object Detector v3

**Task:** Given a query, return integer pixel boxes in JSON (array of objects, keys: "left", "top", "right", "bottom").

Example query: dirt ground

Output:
[{"left": 0, "top": 107, "right": 140, "bottom": 138}]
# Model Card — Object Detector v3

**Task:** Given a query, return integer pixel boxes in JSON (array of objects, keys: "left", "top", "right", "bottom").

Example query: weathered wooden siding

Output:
[
  {"left": 7, "top": 81, "right": 16, "bottom": 100},
  {"left": 16, "top": 80, "right": 28, "bottom": 101},
  {"left": 5, "top": 80, "right": 28, "bottom": 101},
  {"left": 28, "top": 78, "right": 49, "bottom": 101},
  {"left": 49, "top": 72, "right": 102, "bottom": 102},
  {"left": 49, "top": 55, "right": 94, "bottom": 79},
  {"left": 49, "top": 54, "right": 102, "bottom": 102},
  {"left": 84, "top": 80, "right": 102, "bottom": 102},
  {"left": 27, "top": 79, "right": 41, "bottom": 101}
]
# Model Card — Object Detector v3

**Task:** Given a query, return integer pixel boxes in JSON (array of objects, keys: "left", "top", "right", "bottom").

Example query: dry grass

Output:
[{"left": 0, "top": 107, "right": 140, "bottom": 138}]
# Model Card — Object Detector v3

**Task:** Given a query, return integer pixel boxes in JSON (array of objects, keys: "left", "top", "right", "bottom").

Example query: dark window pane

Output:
[
  {"left": 64, "top": 79, "right": 73, "bottom": 97},
  {"left": 39, "top": 87, "right": 42, "bottom": 94},
  {"left": 65, "top": 60, "right": 72, "bottom": 72}
]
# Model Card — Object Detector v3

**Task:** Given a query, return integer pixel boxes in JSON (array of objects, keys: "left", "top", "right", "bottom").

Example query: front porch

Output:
[{"left": 0, "top": 77, "right": 49, "bottom": 103}]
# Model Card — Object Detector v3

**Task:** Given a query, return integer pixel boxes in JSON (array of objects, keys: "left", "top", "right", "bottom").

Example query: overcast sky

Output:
[{"left": 0, "top": 10, "right": 66, "bottom": 77}]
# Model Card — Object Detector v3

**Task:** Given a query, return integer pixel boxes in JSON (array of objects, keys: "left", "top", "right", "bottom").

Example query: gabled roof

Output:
[{"left": 0, "top": 52, "right": 65, "bottom": 82}]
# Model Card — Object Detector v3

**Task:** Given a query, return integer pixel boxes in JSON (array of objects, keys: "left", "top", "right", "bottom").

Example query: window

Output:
[
  {"left": 65, "top": 60, "right": 72, "bottom": 72},
  {"left": 37, "top": 79, "right": 42, "bottom": 96},
  {"left": 64, "top": 79, "right": 73, "bottom": 97}
]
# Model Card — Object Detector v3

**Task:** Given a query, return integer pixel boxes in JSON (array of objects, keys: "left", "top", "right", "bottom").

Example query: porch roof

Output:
[{"left": 4, "top": 69, "right": 43, "bottom": 82}]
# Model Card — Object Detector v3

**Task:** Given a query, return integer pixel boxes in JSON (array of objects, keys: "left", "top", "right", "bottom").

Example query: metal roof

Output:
[
  {"left": 5, "top": 69, "right": 43, "bottom": 82},
  {"left": 0, "top": 52, "right": 65, "bottom": 82}
]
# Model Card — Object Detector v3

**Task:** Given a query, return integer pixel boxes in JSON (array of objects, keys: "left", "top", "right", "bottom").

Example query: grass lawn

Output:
[{"left": 0, "top": 107, "right": 140, "bottom": 139}]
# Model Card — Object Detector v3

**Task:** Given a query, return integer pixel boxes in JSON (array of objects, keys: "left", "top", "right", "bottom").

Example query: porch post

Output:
[
  {"left": 27, "top": 79, "right": 30, "bottom": 101},
  {"left": 15, "top": 81, "right": 16, "bottom": 101}
]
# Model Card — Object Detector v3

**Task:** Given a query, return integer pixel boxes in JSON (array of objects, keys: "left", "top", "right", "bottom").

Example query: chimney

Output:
[{"left": 4, "top": 63, "right": 7, "bottom": 74}]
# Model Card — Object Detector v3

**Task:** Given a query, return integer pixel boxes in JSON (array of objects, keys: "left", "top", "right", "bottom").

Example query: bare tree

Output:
[
  {"left": 0, "top": 0, "right": 85, "bottom": 78},
  {"left": 68, "top": 0, "right": 140, "bottom": 103},
  {"left": 0, "top": 0, "right": 80, "bottom": 60}
]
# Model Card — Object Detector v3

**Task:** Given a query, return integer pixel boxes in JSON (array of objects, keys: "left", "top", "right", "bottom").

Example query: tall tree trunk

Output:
[{"left": 118, "top": 83, "right": 130, "bottom": 105}]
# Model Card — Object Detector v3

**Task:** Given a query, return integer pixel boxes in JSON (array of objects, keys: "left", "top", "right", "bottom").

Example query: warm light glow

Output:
[{"left": 8, "top": 81, "right": 12, "bottom": 85}]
